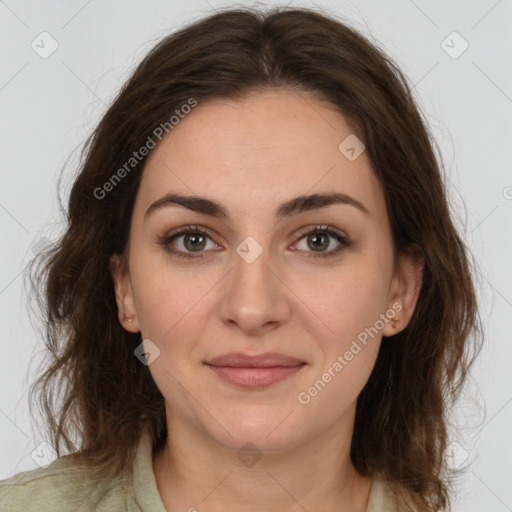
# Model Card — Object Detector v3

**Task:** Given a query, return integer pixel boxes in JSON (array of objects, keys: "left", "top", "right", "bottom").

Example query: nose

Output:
[{"left": 218, "top": 244, "right": 292, "bottom": 337}]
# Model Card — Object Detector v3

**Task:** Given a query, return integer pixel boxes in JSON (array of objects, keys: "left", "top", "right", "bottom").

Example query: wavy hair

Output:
[{"left": 26, "top": 6, "right": 483, "bottom": 511}]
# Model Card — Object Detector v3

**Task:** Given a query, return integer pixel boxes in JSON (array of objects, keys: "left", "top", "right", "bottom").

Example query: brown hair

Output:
[{"left": 26, "top": 6, "right": 482, "bottom": 511}]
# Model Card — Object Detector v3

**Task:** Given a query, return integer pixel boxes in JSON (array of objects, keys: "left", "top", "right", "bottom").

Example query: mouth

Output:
[
  {"left": 204, "top": 351, "right": 307, "bottom": 389},
  {"left": 205, "top": 364, "right": 306, "bottom": 388}
]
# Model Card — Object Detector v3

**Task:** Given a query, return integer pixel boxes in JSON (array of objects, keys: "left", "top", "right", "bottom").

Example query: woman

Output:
[{"left": 0, "top": 6, "right": 482, "bottom": 511}]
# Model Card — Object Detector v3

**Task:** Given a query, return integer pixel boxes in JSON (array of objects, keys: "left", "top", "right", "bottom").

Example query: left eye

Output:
[{"left": 294, "top": 227, "right": 350, "bottom": 257}]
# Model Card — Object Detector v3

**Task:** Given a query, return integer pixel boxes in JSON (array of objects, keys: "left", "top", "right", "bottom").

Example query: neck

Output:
[{"left": 152, "top": 413, "right": 373, "bottom": 512}]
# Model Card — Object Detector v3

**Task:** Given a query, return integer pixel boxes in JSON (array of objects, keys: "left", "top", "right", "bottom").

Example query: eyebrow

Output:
[{"left": 144, "top": 191, "right": 371, "bottom": 221}]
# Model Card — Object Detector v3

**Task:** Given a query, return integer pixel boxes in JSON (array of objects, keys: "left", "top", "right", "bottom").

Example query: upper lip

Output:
[{"left": 205, "top": 352, "right": 306, "bottom": 368}]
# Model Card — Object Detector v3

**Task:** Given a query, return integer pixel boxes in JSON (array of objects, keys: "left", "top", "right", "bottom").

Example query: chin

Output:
[{"left": 206, "top": 409, "right": 306, "bottom": 454}]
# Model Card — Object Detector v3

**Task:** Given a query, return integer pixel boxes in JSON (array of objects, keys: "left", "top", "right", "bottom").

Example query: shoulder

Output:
[
  {"left": 0, "top": 458, "right": 128, "bottom": 512},
  {"left": 369, "top": 478, "right": 424, "bottom": 512}
]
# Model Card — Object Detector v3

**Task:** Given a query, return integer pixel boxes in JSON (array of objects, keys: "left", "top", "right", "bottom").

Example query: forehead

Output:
[{"left": 135, "top": 89, "right": 386, "bottom": 222}]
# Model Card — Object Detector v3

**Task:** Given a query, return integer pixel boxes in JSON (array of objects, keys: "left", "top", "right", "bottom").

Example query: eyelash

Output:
[{"left": 157, "top": 224, "right": 351, "bottom": 260}]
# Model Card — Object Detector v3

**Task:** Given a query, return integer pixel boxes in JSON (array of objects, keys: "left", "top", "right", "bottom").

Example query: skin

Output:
[{"left": 110, "top": 89, "right": 424, "bottom": 512}]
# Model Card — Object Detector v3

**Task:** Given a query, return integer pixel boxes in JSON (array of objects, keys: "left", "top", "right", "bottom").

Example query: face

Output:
[{"left": 110, "top": 89, "right": 422, "bottom": 454}]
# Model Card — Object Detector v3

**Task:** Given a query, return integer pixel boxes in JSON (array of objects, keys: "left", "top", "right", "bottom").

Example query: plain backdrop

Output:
[{"left": 0, "top": 0, "right": 510, "bottom": 510}]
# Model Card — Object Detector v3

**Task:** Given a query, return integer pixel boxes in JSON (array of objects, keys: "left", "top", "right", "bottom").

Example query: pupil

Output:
[
  {"left": 185, "top": 234, "right": 205, "bottom": 251},
  {"left": 309, "top": 233, "right": 328, "bottom": 251}
]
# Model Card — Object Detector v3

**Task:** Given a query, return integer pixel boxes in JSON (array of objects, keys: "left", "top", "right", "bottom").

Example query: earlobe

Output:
[
  {"left": 382, "top": 244, "right": 424, "bottom": 337},
  {"left": 381, "top": 300, "right": 403, "bottom": 337}
]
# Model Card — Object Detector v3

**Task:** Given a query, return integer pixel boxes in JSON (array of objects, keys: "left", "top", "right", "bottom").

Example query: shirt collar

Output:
[{"left": 129, "top": 427, "right": 167, "bottom": 511}]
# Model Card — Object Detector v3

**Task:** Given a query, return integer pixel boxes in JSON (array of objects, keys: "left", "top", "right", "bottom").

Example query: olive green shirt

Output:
[{"left": 0, "top": 430, "right": 415, "bottom": 511}]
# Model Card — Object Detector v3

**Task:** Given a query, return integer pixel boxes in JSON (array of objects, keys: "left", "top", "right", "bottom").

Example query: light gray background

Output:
[{"left": 0, "top": 1, "right": 510, "bottom": 510}]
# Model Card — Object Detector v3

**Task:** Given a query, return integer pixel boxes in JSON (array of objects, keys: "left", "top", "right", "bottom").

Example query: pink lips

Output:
[{"left": 204, "top": 352, "right": 306, "bottom": 389}]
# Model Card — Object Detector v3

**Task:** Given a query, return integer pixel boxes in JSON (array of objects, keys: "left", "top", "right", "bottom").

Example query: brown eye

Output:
[
  {"left": 183, "top": 233, "right": 207, "bottom": 252},
  {"left": 306, "top": 233, "right": 330, "bottom": 252},
  {"left": 158, "top": 225, "right": 219, "bottom": 259},
  {"left": 295, "top": 226, "right": 351, "bottom": 258}
]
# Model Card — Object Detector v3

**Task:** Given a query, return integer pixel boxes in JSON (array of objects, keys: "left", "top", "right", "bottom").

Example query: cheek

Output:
[
  {"left": 295, "top": 268, "right": 386, "bottom": 412},
  {"left": 129, "top": 250, "right": 217, "bottom": 341},
  {"left": 292, "top": 260, "right": 390, "bottom": 345},
  {"left": 130, "top": 260, "right": 210, "bottom": 413},
  {"left": 288, "top": 260, "right": 389, "bottom": 405},
  {"left": 128, "top": 250, "right": 222, "bottom": 404}
]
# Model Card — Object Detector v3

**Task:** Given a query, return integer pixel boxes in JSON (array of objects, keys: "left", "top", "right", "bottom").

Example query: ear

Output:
[
  {"left": 109, "top": 253, "right": 141, "bottom": 333},
  {"left": 381, "top": 244, "right": 424, "bottom": 337}
]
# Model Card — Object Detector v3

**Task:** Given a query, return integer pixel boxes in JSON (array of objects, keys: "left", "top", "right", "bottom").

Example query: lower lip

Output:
[{"left": 206, "top": 364, "right": 305, "bottom": 389}]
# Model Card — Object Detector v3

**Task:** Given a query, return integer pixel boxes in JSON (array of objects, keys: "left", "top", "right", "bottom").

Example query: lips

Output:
[
  {"left": 204, "top": 352, "right": 307, "bottom": 389},
  {"left": 205, "top": 351, "right": 306, "bottom": 368}
]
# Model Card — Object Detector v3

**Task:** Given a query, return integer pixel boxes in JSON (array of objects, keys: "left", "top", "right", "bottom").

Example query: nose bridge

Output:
[{"left": 219, "top": 237, "right": 290, "bottom": 333}]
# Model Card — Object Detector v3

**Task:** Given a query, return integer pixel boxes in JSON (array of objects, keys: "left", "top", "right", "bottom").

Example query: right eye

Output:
[{"left": 158, "top": 225, "right": 222, "bottom": 259}]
